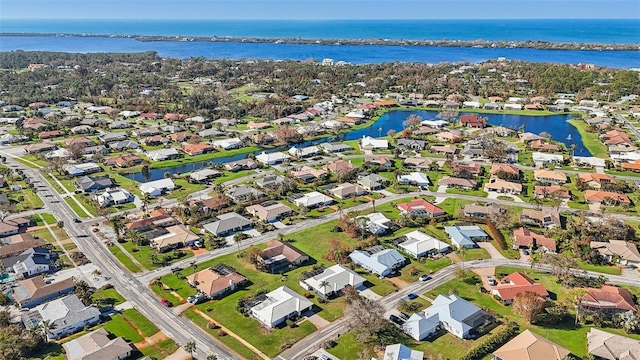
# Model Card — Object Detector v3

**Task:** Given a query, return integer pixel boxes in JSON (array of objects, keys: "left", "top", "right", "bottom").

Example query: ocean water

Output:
[
  {"left": 2, "top": 19, "right": 639, "bottom": 44},
  {"left": 1, "top": 35, "right": 638, "bottom": 68}
]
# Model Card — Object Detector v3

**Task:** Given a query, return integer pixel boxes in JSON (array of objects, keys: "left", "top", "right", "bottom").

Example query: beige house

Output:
[
  {"left": 533, "top": 169, "right": 567, "bottom": 184},
  {"left": 590, "top": 240, "right": 640, "bottom": 268},
  {"left": 493, "top": 330, "right": 570, "bottom": 360},
  {"left": 187, "top": 264, "right": 247, "bottom": 299},
  {"left": 149, "top": 224, "right": 200, "bottom": 252},
  {"left": 63, "top": 328, "right": 131, "bottom": 360},
  {"left": 587, "top": 328, "right": 640, "bottom": 360},
  {"left": 486, "top": 180, "right": 523, "bottom": 195}
]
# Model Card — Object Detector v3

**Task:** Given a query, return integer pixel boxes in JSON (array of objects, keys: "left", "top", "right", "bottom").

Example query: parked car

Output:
[
  {"left": 160, "top": 298, "right": 172, "bottom": 307},
  {"left": 389, "top": 314, "right": 404, "bottom": 325},
  {"left": 73, "top": 218, "right": 81, "bottom": 223},
  {"left": 522, "top": 249, "right": 530, "bottom": 255},
  {"left": 406, "top": 293, "right": 418, "bottom": 300},
  {"left": 399, "top": 312, "right": 410, "bottom": 321},
  {"left": 487, "top": 276, "right": 497, "bottom": 286},
  {"left": 187, "top": 294, "right": 207, "bottom": 304},
  {"left": 170, "top": 266, "right": 183, "bottom": 272},
  {"left": 419, "top": 274, "right": 431, "bottom": 281}
]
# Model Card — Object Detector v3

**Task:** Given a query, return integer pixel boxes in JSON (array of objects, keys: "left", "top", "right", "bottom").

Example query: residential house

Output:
[
  {"left": 430, "top": 144, "right": 458, "bottom": 155},
  {"left": 149, "top": 224, "right": 200, "bottom": 252},
  {"left": 255, "top": 175, "right": 286, "bottom": 189},
  {"left": 62, "top": 328, "right": 132, "bottom": 360},
  {"left": 108, "top": 120, "right": 131, "bottom": 130},
  {"left": 288, "top": 145, "right": 321, "bottom": 158},
  {"left": 292, "top": 191, "right": 334, "bottom": 208},
  {"left": 434, "top": 131, "right": 462, "bottom": 143},
  {"left": 138, "top": 178, "right": 175, "bottom": 197},
  {"left": 513, "top": 227, "right": 557, "bottom": 252},
  {"left": 463, "top": 203, "right": 506, "bottom": 219},
  {"left": 397, "top": 230, "right": 451, "bottom": 258},
  {"left": 520, "top": 209, "right": 562, "bottom": 228},
  {"left": 22, "top": 294, "right": 100, "bottom": 340},
  {"left": 24, "top": 143, "right": 56, "bottom": 154},
  {"left": 423, "top": 294, "right": 492, "bottom": 339},
  {"left": 534, "top": 185, "right": 571, "bottom": 199},
  {"left": 250, "top": 286, "right": 313, "bottom": 328},
  {"left": 359, "top": 136, "right": 388, "bottom": 150},
  {"left": 140, "top": 135, "right": 170, "bottom": 146},
  {"left": 460, "top": 114, "right": 487, "bottom": 128},
  {"left": 181, "top": 143, "right": 214, "bottom": 156},
  {"left": 132, "top": 127, "right": 160, "bottom": 138},
  {"left": 188, "top": 168, "right": 221, "bottom": 183},
  {"left": 621, "top": 159, "right": 640, "bottom": 172},
  {"left": 532, "top": 152, "right": 564, "bottom": 165},
  {"left": 357, "top": 212, "right": 395, "bottom": 235},
  {"left": 211, "top": 118, "right": 237, "bottom": 127},
  {"left": 224, "top": 158, "right": 258, "bottom": 172},
  {"left": 578, "top": 173, "right": 616, "bottom": 189},
  {"left": 403, "top": 313, "right": 441, "bottom": 341},
  {"left": 397, "top": 172, "right": 430, "bottom": 188},
  {"left": 349, "top": 246, "right": 406, "bottom": 277},
  {"left": 103, "top": 154, "right": 143, "bottom": 168},
  {"left": 587, "top": 328, "right": 640, "bottom": 360},
  {"left": 320, "top": 142, "right": 354, "bottom": 153},
  {"left": 247, "top": 121, "right": 271, "bottom": 130},
  {"left": 12, "top": 276, "right": 75, "bottom": 308},
  {"left": 328, "top": 183, "right": 366, "bottom": 199},
  {"left": 146, "top": 148, "right": 182, "bottom": 162},
  {"left": 364, "top": 155, "right": 393, "bottom": 167},
  {"left": 225, "top": 185, "right": 265, "bottom": 203},
  {"left": 403, "top": 157, "right": 433, "bottom": 170},
  {"left": 0, "top": 222, "right": 19, "bottom": 237},
  {"left": 323, "top": 159, "right": 358, "bottom": 174},
  {"left": 438, "top": 176, "right": 477, "bottom": 190},
  {"left": 445, "top": 225, "right": 488, "bottom": 248},
  {"left": 38, "top": 130, "right": 65, "bottom": 139},
  {"left": 584, "top": 190, "right": 631, "bottom": 206},
  {"left": 491, "top": 272, "right": 549, "bottom": 304},
  {"left": 396, "top": 199, "right": 444, "bottom": 218},
  {"left": 203, "top": 212, "right": 254, "bottom": 237},
  {"left": 75, "top": 176, "right": 113, "bottom": 193},
  {"left": 530, "top": 140, "right": 561, "bottom": 152},
  {"left": 0, "top": 233, "right": 46, "bottom": 259},
  {"left": 412, "top": 126, "right": 438, "bottom": 136},
  {"left": 246, "top": 202, "right": 293, "bottom": 222},
  {"left": 300, "top": 264, "right": 365, "bottom": 297},
  {"left": 198, "top": 129, "right": 224, "bottom": 139},
  {"left": 534, "top": 169, "right": 567, "bottom": 184},
  {"left": 396, "top": 138, "right": 427, "bottom": 150},
  {"left": 168, "top": 131, "right": 193, "bottom": 142},
  {"left": 256, "top": 151, "right": 290, "bottom": 166},
  {"left": 590, "top": 240, "right": 640, "bottom": 268},
  {"left": 1, "top": 247, "right": 54, "bottom": 278},
  {"left": 98, "top": 132, "right": 128, "bottom": 143},
  {"left": 490, "top": 164, "right": 520, "bottom": 178},
  {"left": 62, "top": 137, "right": 92, "bottom": 148},
  {"left": 357, "top": 173, "right": 389, "bottom": 191},
  {"left": 94, "top": 188, "right": 134, "bottom": 208},
  {"left": 493, "top": 330, "right": 570, "bottom": 360},
  {"left": 581, "top": 285, "right": 636, "bottom": 315},
  {"left": 290, "top": 166, "right": 327, "bottom": 183},
  {"left": 63, "top": 163, "right": 102, "bottom": 177},
  {"left": 187, "top": 264, "right": 247, "bottom": 299},
  {"left": 373, "top": 344, "right": 423, "bottom": 360},
  {"left": 213, "top": 138, "right": 244, "bottom": 150},
  {"left": 257, "top": 240, "right": 309, "bottom": 273},
  {"left": 124, "top": 209, "right": 177, "bottom": 233},
  {"left": 486, "top": 180, "right": 523, "bottom": 195}
]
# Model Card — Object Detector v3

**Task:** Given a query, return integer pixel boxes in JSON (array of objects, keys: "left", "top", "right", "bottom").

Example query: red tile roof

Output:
[
  {"left": 581, "top": 285, "right": 636, "bottom": 312},
  {"left": 396, "top": 198, "right": 445, "bottom": 216},
  {"left": 513, "top": 227, "right": 557, "bottom": 252},
  {"left": 493, "top": 272, "right": 549, "bottom": 301}
]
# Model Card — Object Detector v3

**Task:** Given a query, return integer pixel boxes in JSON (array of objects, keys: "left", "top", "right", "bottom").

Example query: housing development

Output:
[{"left": 1, "top": 51, "right": 640, "bottom": 360}]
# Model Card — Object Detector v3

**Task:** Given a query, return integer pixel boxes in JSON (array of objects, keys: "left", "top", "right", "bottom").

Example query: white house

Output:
[
  {"left": 357, "top": 212, "right": 394, "bottom": 235},
  {"left": 398, "top": 230, "right": 451, "bottom": 258},
  {"left": 423, "top": 294, "right": 491, "bottom": 339},
  {"left": 444, "top": 225, "right": 488, "bottom": 248},
  {"left": 349, "top": 247, "right": 406, "bottom": 277},
  {"left": 63, "top": 328, "right": 132, "bottom": 360},
  {"left": 360, "top": 136, "right": 388, "bottom": 151},
  {"left": 23, "top": 295, "right": 101, "bottom": 340},
  {"left": 504, "top": 103, "right": 523, "bottom": 110},
  {"left": 463, "top": 101, "right": 481, "bottom": 109},
  {"left": 532, "top": 152, "right": 564, "bottom": 165},
  {"left": 213, "top": 138, "right": 244, "bottom": 150},
  {"left": 292, "top": 191, "right": 334, "bottom": 208},
  {"left": 94, "top": 188, "right": 134, "bottom": 207},
  {"left": 300, "top": 264, "right": 365, "bottom": 297},
  {"left": 146, "top": 148, "right": 181, "bottom": 162},
  {"left": 397, "top": 172, "right": 430, "bottom": 188},
  {"left": 374, "top": 344, "right": 423, "bottom": 360},
  {"left": 421, "top": 119, "right": 448, "bottom": 127},
  {"left": 403, "top": 313, "right": 441, "bottom": 341},
  {"left": 139, "top": 178, "right": 175, "bottom": 197},
  {"left": 288, "top": 145, "right": 321, "bottom": 158},
  {"left": 250, "top": 286, "right": 313, "bottom": 328},
  {"left": 256, "top": 151, "right": 290, "bottom": 166}
]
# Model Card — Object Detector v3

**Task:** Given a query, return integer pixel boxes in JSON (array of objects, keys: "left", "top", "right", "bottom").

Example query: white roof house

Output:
[
  {"left": 146, "top": 148, "right": 181, "bottom": 162},
  {"left": 213, "top": 138, "right": 244, "bottom": 150},
  {"left": 374, "top": 344, "right": 423, "bottom": 360},
  {"left": 139, "top": 178, "right": 175, "bottom": 197},
  {"left": 349, "top": 247, "right": 406, "bottom": 277},
  {"left": 423, "top": 294, "right": 491, "bottom": 339},
  {"left": 463, "top": 101, "right": 481, "bottom": 109},
  {"left": 532, "top": 152, "right": 564, "bottom": 165},
  {"left": 397, "top": 172, "right": 430, "bottom": 188},
  {"left": 292, "top": 191, "right": 334, "bottom": 208},
  {"left": 250, "top": 286, "right": 313, "bottom": 328},
  {"left": 288, "top": 145, "right": 321, "bottom": 158},
  {"left": 444, "top": 225, "right": 488, "bottom": 248},
  {"left": 301, "top": 264, "right": 365, "bottom": 297},
  {"left": 360, "top": 136, "right": 388, "bottom": 150},
  {"left": 573, "top": 156, "right": 606, "bottom": 168},
  {"left": 256, "top": 151, "right": 290, "bottom": 165},
  {"left": 398, "top": 230, "right": 451, "bottom": 258},
  {"left": 403, "top": 313, "right": 441, "bottom": 341},
  {"left": 421, "top": 119, "right": 448, "bottom": 127},
  {"left": 358, "top": 212, "right": 394, "bottom": 235},
  {"left": 95, "top": 188, "right": 134, "bottom": 207},
  {"left": 24, "top": 295, "right": 100, "bottom": 340}
]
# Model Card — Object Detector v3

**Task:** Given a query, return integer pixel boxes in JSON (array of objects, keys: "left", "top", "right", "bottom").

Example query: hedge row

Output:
[
  {"left": 460, "top": 322, "right": 520, "bottom": 360},
  {"left": 486, "top": 220, "right": 508, "bottom": 251}
]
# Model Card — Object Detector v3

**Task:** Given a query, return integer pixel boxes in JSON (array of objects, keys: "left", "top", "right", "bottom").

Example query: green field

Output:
[{"left": 567, "top": 119, "right": 609, "bottom": 158}]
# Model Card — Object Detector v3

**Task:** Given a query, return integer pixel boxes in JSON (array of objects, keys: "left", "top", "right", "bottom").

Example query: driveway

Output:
[
  {"left": 359, "top": 288, "right": 383, "bottom": 301},
  {"left": 473, "top": 267, "right": 497, "bottom": 289},
  {"left": 272, "top": 221, "right": 288, "bottom": 229},
  {"left": 305, "top": 313, "right": 330, "bottom": 329},
  {"left": 485, "top": 191, "right": 524, "bottom": 203},
  {"left": 477, "top": 242, "right": 506, "bottom": 259}
]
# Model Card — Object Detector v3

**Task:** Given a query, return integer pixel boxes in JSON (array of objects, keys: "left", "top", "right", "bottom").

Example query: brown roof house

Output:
[
  {"left": 246, "top": 202, "right": 293, "bottom": 222},
  {"left": 587, "top": 328, "right": 640, "bottom": 360},
  {"left": 533, "top": 169, "right": 567, "bottom": 184},
  {"left": 490, "top": 272, "right": 549, "bottom": 304},
  {"left": 463, "top": 203, "right": 505, "bottom": 219},
  {"left": 187, "top": 264, "right": 247, "bottom": 299},
  {"left": 62, "top": 328, "right": 132, "bottom": 360},
  {"left": 590, "top": 240, "right": 640, "bottom": 268},
  {"left": 493, "top": 330, "right": 570, "bottom": 360},
  {"left": 520, "top": 209, "right": 562, "bottom": 228},
  {"left": 257, "top": 240, "right": 310, "bottom": 273},
  {"left": 13, "top": 276, "right": 75, "bottom": 308},
  {"left": 513, "top": 227, "right": 556, "bottom": 253},
  {"left": 0, "top": 233, "right": 46, "bottom": 259},
  {"left": 486, "top": 180, "right": 523, "bottom": 195},
  {"left": 580, "top": 285, "right": 636, "bottom": 315}
]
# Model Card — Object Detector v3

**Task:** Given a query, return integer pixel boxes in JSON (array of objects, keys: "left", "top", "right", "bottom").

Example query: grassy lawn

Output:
[
  {"left": 64, "top": 197, "right": 90, "bottom": 218},
  {"left": 41, "top": 213, "right": 57, "bottom": 225},
  {"left": 578, "top": 261, "right": 622, "bottom": 275},
  {"left": 399, "top": 257, "right": 452, "bottom": 282},
  {"left": 461, "top": 248, "right": 491, "bottom": 261},
  {"left": 108, "top": 245, "right": 142, "bottom": 273},
  {"left": 103, "top": 314, "right": 144, "bottom": 343},
  {"left": 605, "top": 169, "right": 640, "bottom": 177},
  {"left": 73, "top": 194, "right": 100, "bottom": 216},
  {"left": 437, "top": 198, "right": 476, "bottom": 217},
  {"left": 567, "top": 119, "right": 609, "bottom": 158},
  {"left": 92, "top": 287, "right": 126, "bottom": 306},
  {"left": 18, "top": 155, "right": 48, "bottom": 168},
  {"left": 120, "top": 241, "right": 193, "bottom": 270},
  {"left": 43, "top": 173, "right": 67, "bottom": 194},
  {"left": 122, "top": 308, "right": 159, "bottom": 337},
  {"left": 446, "top": 188, "right": 489, "bottom": 198},
  {"left": 183, "top": 309, "right": 259, "bottom": 359}
]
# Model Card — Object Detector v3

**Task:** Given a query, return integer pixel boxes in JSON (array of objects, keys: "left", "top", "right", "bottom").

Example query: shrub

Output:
[
  {"left": 217, "top": 330, "right": 227, "bottom": 337},
  {"left": 207, "top": 322, "right": 217, "bottom": 329},
  {"left": 101, "top": 283, "right": 114, "bottom": 289},
  {"left": 460, "top": 322, "right": 519, "bottom": 360},
  {"left": 131, "top": 247, "right": 139, "bottom": 252}
]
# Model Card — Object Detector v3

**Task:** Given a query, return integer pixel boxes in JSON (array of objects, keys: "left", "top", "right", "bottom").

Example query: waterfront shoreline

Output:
[{"left": 2, "top": 32, "right": 638, "bottom": 51}]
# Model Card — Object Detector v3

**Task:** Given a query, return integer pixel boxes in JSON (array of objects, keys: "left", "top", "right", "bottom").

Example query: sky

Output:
[{"left": 1, "top": 0, "right": 639, "bottom": 19}]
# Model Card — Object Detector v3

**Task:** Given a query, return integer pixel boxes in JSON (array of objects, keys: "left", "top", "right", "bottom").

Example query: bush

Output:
[
  {"left": 217, "top": 330, "right": 227, "bottom": 337},
  {"left": 207, "top": 322, "right": 218, "bottom": 329},
  {"left": 131, "top": 247, "right": 139, "bottom": 252},
  {"left": 460, "top": 322, "right": 519, "bottom": 360},
  {"left": 101, "top": 283, "right": 114, "bottom": 290},
  {"left": 486, "top": 220, "right": 508, "bottom": 251}
]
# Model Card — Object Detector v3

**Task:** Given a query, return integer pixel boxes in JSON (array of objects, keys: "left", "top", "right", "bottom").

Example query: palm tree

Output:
[
  {"left": 458, "top": 246, "right": 467, "bottom": 272},
  {"left": 319, "top": 280, "right": 330, "bottom": 301},
  {"left": 233, "top": 233, "right": 244, "bottom": 250},
  {"left": 529, "top": 196, "right": 543, "bottom": 210},
  {"left": 184, "top": 341, "right": 196, "bottom": 359},
  {"left": 110, "top": 216, "right": 124, "bottom": 240},
  {"left": 206, "top": 355, "right": 218, "bottom": 360},
  {"left": 39, "top": 319, "right": 54, "bottom": 340},
  {"left": 190, "top": 261, "right": 197, "bottom": 275},
  {"left": 141, "top": 193, "right": 151, "bottom": 216}
]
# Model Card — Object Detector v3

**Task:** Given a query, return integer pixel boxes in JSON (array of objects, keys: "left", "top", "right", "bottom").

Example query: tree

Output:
[
  {"left": 206, "top": 355, "right": 218, "bottom": 360},
  {"left": 56, "top": 220, "right": 64, "bottom": 229},
  {"left": 74, "top": 280, "right": 94, "bottom": 305},
  {"left": 66, "top": 143, "right": 85, "bottom": 160},
  {"left": 319, "top": 280, "right": 331, "bottom": 300},
  {"left": 613, "top": 310, "right": 640, "bottom": 334},
  {"left": 512, "top": 291, "right": 547, "bottom": 324},
  {"left": 233, "top": 233, "right": 245, "bottom": 249},
  {"left": 344, "top": 292, "right": 386, "bottom": 343},
  {"left": 110, "top": 216, "right": 124, "bottom": 240},
  {"left": 141, "top": 165, "right": 151, "bottom": 182},
  {"left": 141, "top": 193, "right": 151, "bottom": 216},
  {"left": 436, "top": 110, "right": 459, "bottom": 122},
  {"left": 184, "top": 340, "right": 196, "bottom": 359},
  {"left": 402, "top": 114, "right": 423, "bottom": 129}
]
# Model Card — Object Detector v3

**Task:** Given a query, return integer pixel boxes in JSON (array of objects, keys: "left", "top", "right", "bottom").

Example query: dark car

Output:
[
  {"left": 406, "top": 293, "right": 418, "bottom": 300},
  {"left": 399, "top": 312, "right": 410, "bottom": 321},
  {"left": 389, "top": 314, "right": 405, "bottom": 325},
  {"left": 73, "top": 218, "right": 81, "bottom": 223},
  {"left": 419, "top": 274, "right": 431, "bottom": 281},
  {"left": 160, "top": 298, "right": 172, "bottom": 307}
]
